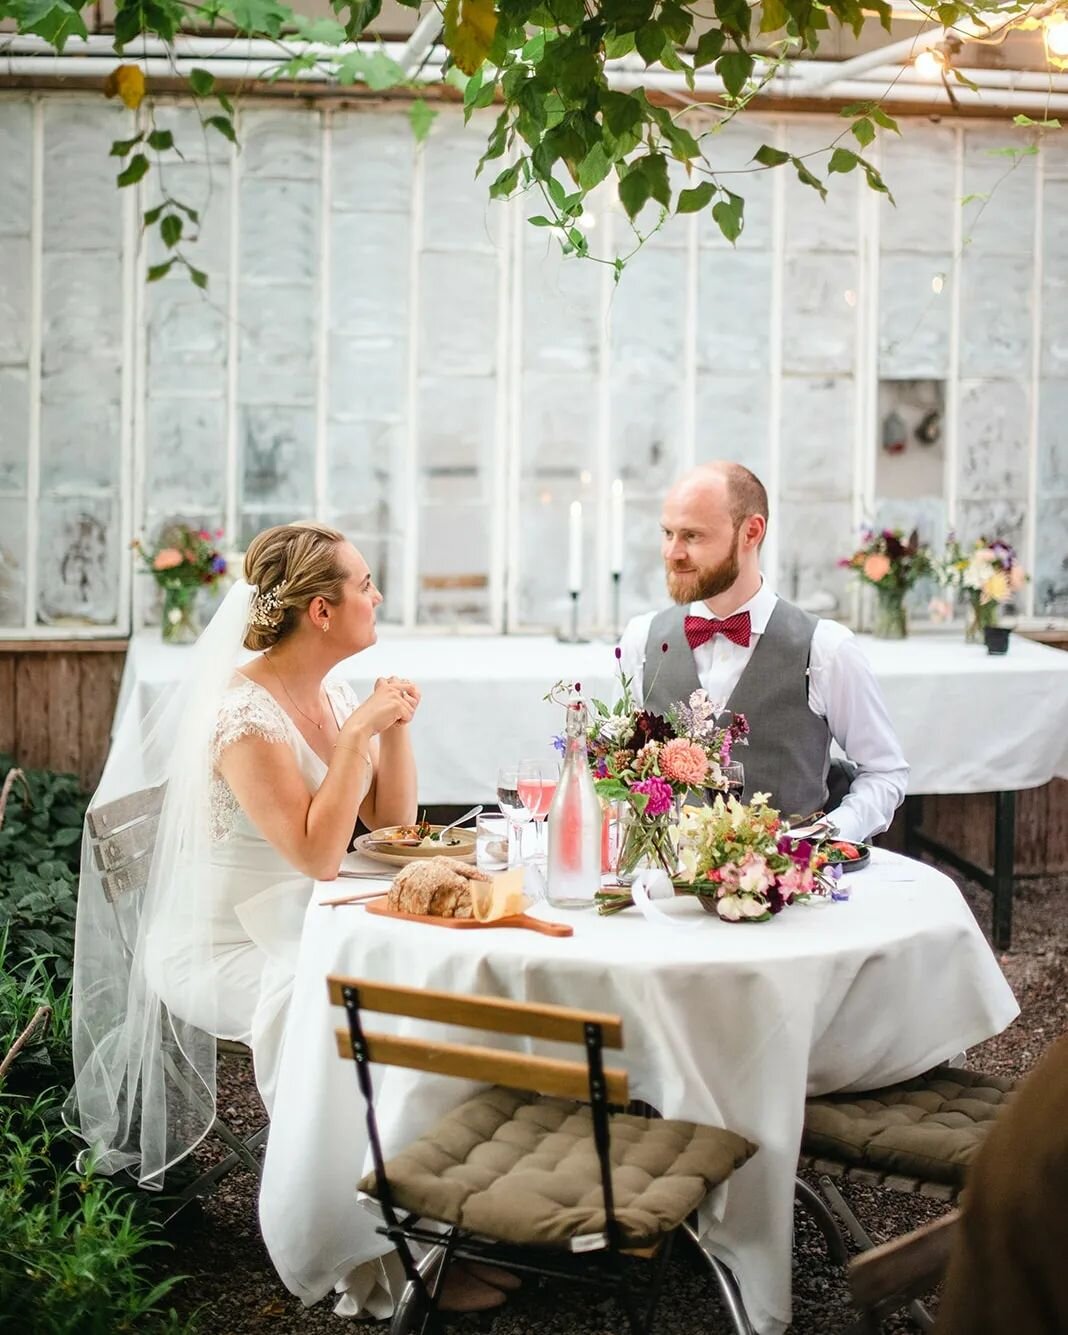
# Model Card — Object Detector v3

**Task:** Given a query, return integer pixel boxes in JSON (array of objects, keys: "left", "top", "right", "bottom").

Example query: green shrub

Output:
[
  {"left": 0, "top": 759, "right": 87, "bottom": 980},
  {"left": 0, "top": 1091, "right": 191, "bottom": 1334},
  {"left": 0, "top": 766, "right": 195, "bottom": 1332}
]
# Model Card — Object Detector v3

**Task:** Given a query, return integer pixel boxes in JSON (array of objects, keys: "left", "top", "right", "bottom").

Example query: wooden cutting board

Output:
[{"left": 364, "top": 898, "right": 573, "bottom": 937}]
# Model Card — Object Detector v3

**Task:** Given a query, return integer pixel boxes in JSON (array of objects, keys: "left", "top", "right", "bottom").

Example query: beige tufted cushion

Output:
[
  {"left": 803, "top": 1066, "right": 1016, "bottom": 1186},
  {"left": 358, "top": 1086, "right": 757, "bottom": 1248}
]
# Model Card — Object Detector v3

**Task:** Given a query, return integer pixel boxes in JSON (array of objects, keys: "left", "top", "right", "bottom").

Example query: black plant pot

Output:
[{"left": 983, "top": 625, "right": 1012, "bottom": 655}]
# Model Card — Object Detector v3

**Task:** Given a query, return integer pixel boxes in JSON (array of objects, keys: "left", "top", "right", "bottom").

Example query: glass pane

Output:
[
  {"left": 36, "top": 497, "right": 120, "bottom": 626},
  {"left": 0, "top": 497, "right": 26, "bottom": 627}
]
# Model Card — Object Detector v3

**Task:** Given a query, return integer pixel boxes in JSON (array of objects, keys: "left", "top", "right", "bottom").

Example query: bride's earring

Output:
[{"left": 322, "top": 621, "right": 329, "bottom": 633}]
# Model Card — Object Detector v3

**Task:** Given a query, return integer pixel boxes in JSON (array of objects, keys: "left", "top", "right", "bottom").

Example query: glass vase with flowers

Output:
[
  {"left": 546, "top": 644, "right": 749, "bottom": 884},
  {"left": 133, "top": 524, "right": 229, "bottom": 644},
  {"left": 839, "top": 527, "right": 932, "bottom": 640}
]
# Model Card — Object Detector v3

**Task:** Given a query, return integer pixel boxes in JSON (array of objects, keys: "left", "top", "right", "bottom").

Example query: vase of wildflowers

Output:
[
  {"left": 840, "top": 528, "right": 932, "bottom": 640},
  {"left": 133, "top": 524, "right": 229, "bottom": 644},
  {"left": 938, "top": 535, "right": 1027, "bottom": 645},
  {"left": 546, "top": 647, "right": 749, "bottom": 886}
]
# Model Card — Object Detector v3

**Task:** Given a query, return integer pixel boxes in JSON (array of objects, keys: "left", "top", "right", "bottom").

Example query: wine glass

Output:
[
  {"left": 496, "top": 765, "right": 535, "bottom": 865},
  {"left": 517, "top": 759, "right": 551, "bottom": 864},
  {"left": 722, "top": 762, "right": 745, "bottom": 802}
]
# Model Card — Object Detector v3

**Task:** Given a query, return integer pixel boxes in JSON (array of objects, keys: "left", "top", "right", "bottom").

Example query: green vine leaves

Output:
[{"left": 3, "top": 0, "right": 1052, "bottom": 282}]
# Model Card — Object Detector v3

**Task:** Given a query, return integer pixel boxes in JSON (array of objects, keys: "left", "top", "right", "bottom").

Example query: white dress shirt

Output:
[{"left": 618, "top": 582, "right": 909, "bottom": 842}]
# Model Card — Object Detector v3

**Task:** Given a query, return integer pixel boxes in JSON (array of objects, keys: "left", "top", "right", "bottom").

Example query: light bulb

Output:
[
  {"left": 1047, "top": 18, "right": 1068, "bottom": 57},
  {"left": 914, "top": 48, "right": 946, "bottom": 78},
  {"left": 931, "top": 273, "right": 945, "bottom": 294}
]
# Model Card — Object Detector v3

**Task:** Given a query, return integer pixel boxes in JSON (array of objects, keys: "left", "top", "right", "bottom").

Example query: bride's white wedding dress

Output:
[
  {"left": 146, "top": 673, "right": 356, "bottom": 1108},
  {"left": 146, "top": 671, "right": 406, "bottom": 1317}
]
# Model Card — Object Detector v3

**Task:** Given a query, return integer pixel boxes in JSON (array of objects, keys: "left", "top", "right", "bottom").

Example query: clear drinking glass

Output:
[
  {"left": 475, "top": 813, "right": 510, "bottom": 872},
  {"left": 496, "top": 765, "right": 536, "bottom": 865},
  {"left": 722, "top": 762, "right": 745, "bottom": 802},
  {"left": 518, "top": 759, "right": 551, "bottom": 864}
]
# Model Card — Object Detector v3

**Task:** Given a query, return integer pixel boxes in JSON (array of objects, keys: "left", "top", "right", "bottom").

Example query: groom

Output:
[{"left": 617, "top": 462, "right": 908, "bottom": 842}]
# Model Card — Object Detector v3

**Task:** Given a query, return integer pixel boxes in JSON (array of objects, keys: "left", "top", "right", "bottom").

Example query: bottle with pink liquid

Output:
[{"left": 546, "top": 700, "right": 600, "bottom": 908}]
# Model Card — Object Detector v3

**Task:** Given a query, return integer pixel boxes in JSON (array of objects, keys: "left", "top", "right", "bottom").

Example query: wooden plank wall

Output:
[{"left": 0, "top": 641, "right": 128, "bottom": 793}]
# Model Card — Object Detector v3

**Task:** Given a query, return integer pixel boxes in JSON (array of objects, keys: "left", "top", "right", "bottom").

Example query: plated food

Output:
[
  {"left": 822, "top": 840, "right": 871, "bottom": 872},
  {"left": 355, "top": 823, "right": 476, "bottom": 866}
]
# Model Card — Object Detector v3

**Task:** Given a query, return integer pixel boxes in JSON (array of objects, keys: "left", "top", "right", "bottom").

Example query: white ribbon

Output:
[{"left": 629, "top": 869, "right": 690, "bottom": 929}]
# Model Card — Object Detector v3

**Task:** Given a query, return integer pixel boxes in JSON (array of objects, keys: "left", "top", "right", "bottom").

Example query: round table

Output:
[{"left": 258, "top": 848, "right": 1018, "bottom": 1335}]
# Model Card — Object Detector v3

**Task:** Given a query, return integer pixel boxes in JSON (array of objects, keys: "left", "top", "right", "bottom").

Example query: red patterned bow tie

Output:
[{"left": 684, "top": 611, "right": 752, "bottom": 650}]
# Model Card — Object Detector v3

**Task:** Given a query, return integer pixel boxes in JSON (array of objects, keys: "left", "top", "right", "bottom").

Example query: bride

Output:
[
  {"left": 70, "top": 520, "right": 511, "bottom": 1317},
  {"left": 67, "top": 522, "right": 413, "bottom": 1186}
]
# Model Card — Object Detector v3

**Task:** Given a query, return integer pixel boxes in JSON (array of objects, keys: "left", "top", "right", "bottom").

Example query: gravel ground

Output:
[{"left": 154, "top": 861, "right": 1068, "bottom": 1335}]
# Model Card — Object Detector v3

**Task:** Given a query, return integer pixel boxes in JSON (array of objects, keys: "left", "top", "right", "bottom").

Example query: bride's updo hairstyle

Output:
[{"left": 243, "top": 522, "right": 349, "bottom": 651}]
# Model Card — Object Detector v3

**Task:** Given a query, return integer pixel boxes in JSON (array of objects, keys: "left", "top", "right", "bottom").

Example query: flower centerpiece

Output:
[
  {"left": 839, "top": 527, "right": 932, "bottom": 639},
  {"left": 937, "top": 535, "right": 1027, "bottom": 644},
  {"left": 596, "top": 792, "right": 838, "bottom": 922},
  {"left": 547, "top": 646, "right": 748, "bottom": 883},
  {"left": 132, "top": 524, "right": 228, "bottom": 643}
]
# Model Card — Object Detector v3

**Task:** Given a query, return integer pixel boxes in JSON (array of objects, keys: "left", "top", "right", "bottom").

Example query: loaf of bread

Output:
[{"left": 386, "top": 856, "right": 491, "bottom": 919}]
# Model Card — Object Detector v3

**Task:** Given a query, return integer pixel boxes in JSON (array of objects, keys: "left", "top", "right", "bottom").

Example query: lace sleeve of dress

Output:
[{"left": 212, "top": 681, "right": 291, "bottom": 765}]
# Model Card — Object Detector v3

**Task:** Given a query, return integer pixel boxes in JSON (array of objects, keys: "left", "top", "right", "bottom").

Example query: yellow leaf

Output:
[
  {"left": 104, "top": 64, "right": 147, "bottom": 110},
  {"left": 443, "top": 0, "right": 497, "bottom": 77}
]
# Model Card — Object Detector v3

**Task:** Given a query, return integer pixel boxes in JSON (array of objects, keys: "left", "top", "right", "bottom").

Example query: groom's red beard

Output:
[{"left": 666, "top": 534, "right": 742, "bottom": 605}]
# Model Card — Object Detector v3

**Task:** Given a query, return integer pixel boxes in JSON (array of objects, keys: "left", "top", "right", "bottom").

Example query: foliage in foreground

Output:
[
  {"left": 0, "top": 766, "right": 194, "bottom": 1333},
  {"left": 4, "top": 0, "right": 1061, "bottom": 279},
  {"left": 0, "top": 758, "right": 86, "bottom": 983}
]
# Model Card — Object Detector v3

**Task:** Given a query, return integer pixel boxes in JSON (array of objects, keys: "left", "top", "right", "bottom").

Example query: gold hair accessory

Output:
[{"left": 251, "top": 580, "right": 287, "bottom": 628}]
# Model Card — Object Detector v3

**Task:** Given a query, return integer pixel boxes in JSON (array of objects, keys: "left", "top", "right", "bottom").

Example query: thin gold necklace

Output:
[{"left": 264, "top": 652, "right": 324, "bottom": 731}]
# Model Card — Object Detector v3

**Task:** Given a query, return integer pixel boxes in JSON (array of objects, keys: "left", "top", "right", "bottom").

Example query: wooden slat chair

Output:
[
  {"left": 844, "top": 1208, "right": 960, "bottom": 1334},
  {"left": 797, "top": 1066, "right": 1015, "bottom": 1330},
  {"left": 328, "top": 977, "right": 759, "bottom": 1335},
  {"left": 86, "top": 784, "right": 269, "bottom": 1216}
]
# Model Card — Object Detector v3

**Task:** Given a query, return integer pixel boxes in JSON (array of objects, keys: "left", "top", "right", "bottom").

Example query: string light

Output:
[
  {"left": 1047, "top": 18, "right": 1068, "bottom": 58},
  {"left": 914, "top": 48, "right": 947, "bottom": 78},
  {"left": 931, "top": 273, "right": 945, "bottom": 294},
  {"left": 843, "top": 289, "right": 857, "bottom": 307}
]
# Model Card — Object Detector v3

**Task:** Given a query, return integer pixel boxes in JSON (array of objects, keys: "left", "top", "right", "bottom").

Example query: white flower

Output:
[
  {"left": 676, "top": 846, "right": 700, "bottom": 883},
  {"left": 717, "top": 894, "right": 744, "bottom": 921},
  {"left": 167, "top": 607, "right": 183, "bottom": 625},
  {"left": 739, "top": 896, "right": 768, "bottom": 919},
  {"left": 598, "top": 714, "right": 632, "bottom": 745},
  {"left": 963, "top": 555, "right": 994, "bottom": 592},
  {"left": 750, "top": 791, "right": 771, "bottom": 808}
]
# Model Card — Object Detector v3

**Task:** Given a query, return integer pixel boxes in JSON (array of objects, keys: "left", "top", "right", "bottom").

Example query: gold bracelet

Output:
[{"left": 338, "top": 745, "right": 373, "bottom": 771}]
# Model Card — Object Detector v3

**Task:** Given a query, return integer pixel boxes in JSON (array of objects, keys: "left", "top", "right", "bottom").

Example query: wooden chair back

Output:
[
  {"left": 327, "top": 977, "right": 628, "bottom": 1105},
  {"left": 847, "top": 1208, "right": 960, "bottom": 1331},
  {"left": 85, "top": 784, "right": 166, "bottom": 904}
]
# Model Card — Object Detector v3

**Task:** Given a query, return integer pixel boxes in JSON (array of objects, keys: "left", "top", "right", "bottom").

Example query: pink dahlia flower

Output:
[
  {"left": 630, "top": 776, "right": 674, "bottom": 817},
  {"left": 659, "top": 738, "right": 709, "bottom": 787}
]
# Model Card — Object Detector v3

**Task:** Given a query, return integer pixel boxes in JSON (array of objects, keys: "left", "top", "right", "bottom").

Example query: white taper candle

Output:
[
  {"left": 609, "top": 478, "right": 624, "bottom": 574},
  {"left": 568, "top": 500, "right": 583, "bottom": 593}
]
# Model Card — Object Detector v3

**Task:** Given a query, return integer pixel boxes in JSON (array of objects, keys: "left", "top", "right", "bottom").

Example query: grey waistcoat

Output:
[{"left": 642, "top": 599, "right": 831, "bottom": 821}]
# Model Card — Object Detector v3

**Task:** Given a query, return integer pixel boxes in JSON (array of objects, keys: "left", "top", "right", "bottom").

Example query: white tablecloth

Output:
[
  {"left": 117, "top": 629, "right": 1068, "bottom": 802},
  {"left": 257, "top": 850, "right": 1017, "bottom": 1335}
]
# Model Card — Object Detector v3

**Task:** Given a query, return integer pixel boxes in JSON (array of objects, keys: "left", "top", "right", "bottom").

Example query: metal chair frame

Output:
[
  {"left": 85, "top": 783, "right": 268, "bottom": 1219},
  {"left": 333, "top": 978, "right": 756, "bottom": 1335}
]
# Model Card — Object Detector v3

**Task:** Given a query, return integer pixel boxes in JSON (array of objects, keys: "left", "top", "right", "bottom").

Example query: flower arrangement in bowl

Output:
[
  {"left": 132, "top": 524, "right": 228, "bottom": 643},
  {"left": 839, "top": 528, "right": 933, "bottom": 639},
  {"left": 936, "top": 535, "right": 1027, "bottom": 647},
  {"left": 547, "top": 647, "right": 748, "bottom": 883},
  {"left": 596, "top": 792, "right": 840, "bottom": 922}
]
